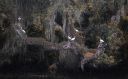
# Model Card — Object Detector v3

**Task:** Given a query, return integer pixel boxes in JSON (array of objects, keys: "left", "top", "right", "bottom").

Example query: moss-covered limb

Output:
[{"left": 26, "top": 37, "right": 84, "bottom": 52}]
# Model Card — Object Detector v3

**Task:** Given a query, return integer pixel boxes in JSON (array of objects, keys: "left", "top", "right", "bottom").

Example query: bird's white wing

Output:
[
  {"left": 71, "top": 37, "right": 75, "bottom": 41},
  {"left": 22, "top": 29, "right": 26, "bottom": 33}
]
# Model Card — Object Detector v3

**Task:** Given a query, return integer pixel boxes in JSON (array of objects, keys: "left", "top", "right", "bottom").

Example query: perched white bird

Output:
[
  {"left": 21, "top": 29, "right": 26, "bottom": 33},
  {"left": 68, "top": 36, "right": 75, "bottom": 41},
  {"left": 100, "top": 38, "right": 104, "bottom": 43},
  {"left": 74, "top": 28, "right": 79, "bottom": 32},
  {"left": 18, "top": 17, "right": 22, "bottom": 21}
]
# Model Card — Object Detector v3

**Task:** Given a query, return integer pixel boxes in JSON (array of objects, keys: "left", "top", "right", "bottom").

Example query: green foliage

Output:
[{"left": 95, "top": 53, "right": 116, "bottom": 65}]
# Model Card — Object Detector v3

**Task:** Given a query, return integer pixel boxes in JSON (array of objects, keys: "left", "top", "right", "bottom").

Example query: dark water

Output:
[
  {"left": 0, "top": 62, "right": 128, "bottom": 79},
  {"left": 1, "top": 67, "right": 128, "bottom": 79},
  {"left": 0, "top": 72, "right": 128, "bottom": 79}
]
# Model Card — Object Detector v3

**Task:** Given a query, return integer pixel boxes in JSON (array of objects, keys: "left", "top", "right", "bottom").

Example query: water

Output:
[{"left": 0, "top": 72, "right": 128, "bottom": 79}]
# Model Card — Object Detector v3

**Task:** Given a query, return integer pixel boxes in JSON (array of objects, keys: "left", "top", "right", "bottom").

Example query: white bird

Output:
[
  {"left": 100, "top": 38, "right": 104, "bottom": 43},
  {"left": 74, "top": 28, "right": 79, "bottom": 32},
  {"left": 21, "top": 29, "right": 26, "bottom": 33},
  {"left": 68, "top": 36, "right": 75, "bottom": 41},
  {"left": 18, "top": 17, "right": 22, "bottom": 21}
]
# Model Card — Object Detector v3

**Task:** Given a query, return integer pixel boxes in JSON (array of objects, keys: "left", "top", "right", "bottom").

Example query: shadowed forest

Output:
[{"left": 0, "top": 0, "right": 128, "bottom": 79}]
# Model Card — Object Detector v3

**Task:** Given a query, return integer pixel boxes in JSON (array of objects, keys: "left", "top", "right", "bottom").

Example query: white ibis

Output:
[
  {"left": 74, "top": 28, "right": 79, "bottom": 32},
  {"left": 68, "top": 36, "right": 75, "bottom": 41},
  {"left": 100, "top": 38, "right": 104, "bottom": 43},
  {"left": 18, "top": 17, "right": 22, "bottom": 21}
]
